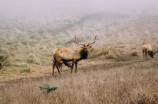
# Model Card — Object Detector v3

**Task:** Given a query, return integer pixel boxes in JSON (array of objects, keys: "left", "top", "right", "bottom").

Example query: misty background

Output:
[
  {"left": 0, "top": 0, "right": 158, "bottom": 68},
  {"left": 0, "top": 0, "right": 158, "bottom": 17},
  {"left": 1, "top": 1, "right": 158, "bottom": 103}
]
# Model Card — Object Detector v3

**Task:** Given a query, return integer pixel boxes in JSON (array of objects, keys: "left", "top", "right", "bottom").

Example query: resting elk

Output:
[
  {"left": 52, "top": 36, "right": 96, "bottom": 75},
  {"left": 142, "top": 43, "right": 158, "bottom": 60}
]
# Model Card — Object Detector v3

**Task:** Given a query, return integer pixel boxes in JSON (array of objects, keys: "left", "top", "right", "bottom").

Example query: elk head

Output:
[
  {"left": 149, "top": 50, "right": 158, "bottom": 58},
  {"left": 74, "top": 36, "right": 96, "bottom": 59},
  {"left": 152, "top": 50, "right": 158, "bottom": 58},
  {"left": 149, "top": 51, "right": 154, "bottom": 58}
]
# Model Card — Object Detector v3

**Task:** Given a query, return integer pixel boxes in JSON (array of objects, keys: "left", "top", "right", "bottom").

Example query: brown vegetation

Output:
[
  {"left": 0, "top": 11, "right": 158, "bottom": 104},
  {"left": 0, "top": 59, "right": 158, "bottom": 104}
]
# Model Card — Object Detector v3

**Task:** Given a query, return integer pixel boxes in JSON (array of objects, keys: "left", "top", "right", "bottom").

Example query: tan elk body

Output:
[
  {"left": 52, "top": 36, "right": 96, "bottom": 75},
  {"left": 52, "top": 49, "right": 64, "bottom": 71}
]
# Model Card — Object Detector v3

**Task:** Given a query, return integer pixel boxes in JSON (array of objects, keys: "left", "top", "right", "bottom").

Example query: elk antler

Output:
[
  {"left": 88, "top": 36, "right": 96, "bottom": 46},
  {"left": 74, "top": 36, "right": 85, "bottom": 46}
]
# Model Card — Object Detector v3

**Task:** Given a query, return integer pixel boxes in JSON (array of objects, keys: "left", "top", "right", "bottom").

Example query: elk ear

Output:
[{"left": 88, "top": 46, "right": 92, "bottom": 48}]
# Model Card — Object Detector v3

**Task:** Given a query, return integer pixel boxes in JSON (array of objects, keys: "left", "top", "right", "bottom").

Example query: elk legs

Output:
[{"left": 75, "top": 62, "right": 78, "bottom": 73}]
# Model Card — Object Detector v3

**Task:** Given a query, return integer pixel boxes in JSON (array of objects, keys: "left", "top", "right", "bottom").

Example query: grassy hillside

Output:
[
  {"left": 0, "top": 12, "right": 158, "bottom": 80},
  {"left": 1, "top": 59, "right": 158, "bottom": 104}
]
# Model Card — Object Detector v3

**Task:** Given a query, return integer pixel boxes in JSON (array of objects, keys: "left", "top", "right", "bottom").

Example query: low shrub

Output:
[{"left": 131, "top": 51, "right": 139, "bottom": 57}]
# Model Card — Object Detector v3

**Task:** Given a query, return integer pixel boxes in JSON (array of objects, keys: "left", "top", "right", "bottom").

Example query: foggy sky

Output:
[{"left": 0, "top": 0, "right": 158, "bottom": 17}]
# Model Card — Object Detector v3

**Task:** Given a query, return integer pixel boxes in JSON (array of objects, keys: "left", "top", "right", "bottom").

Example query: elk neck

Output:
[
  {"left": 149, "top": 51, "right": 154, "bottom": 58},
  {"left": 80, "top": 48, "right": 89, "bottom": 59}
]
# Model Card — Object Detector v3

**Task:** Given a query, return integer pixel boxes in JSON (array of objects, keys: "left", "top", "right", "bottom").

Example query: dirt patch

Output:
[{"left": 0, "top": 56, "right": 157, "bottom": 86}]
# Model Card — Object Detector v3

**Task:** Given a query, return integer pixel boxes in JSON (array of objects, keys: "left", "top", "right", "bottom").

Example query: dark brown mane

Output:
[
  {"left": 149, "top": 51, "right": 154, "bottom": 58},
  {"left": 80, "top": 48, "right": 89, "bottom": 59}
]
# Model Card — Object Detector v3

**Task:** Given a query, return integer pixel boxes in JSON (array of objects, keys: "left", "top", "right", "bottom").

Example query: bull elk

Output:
[
  {"left": 142, "top": 43, "right": 158, "bottom": 60},
  {"left": 52, "top": 36, "right": 96, "bottom": 75}
]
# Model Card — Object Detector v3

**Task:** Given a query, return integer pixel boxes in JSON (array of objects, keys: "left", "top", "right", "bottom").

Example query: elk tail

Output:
[{"left": 63, "top": 61, "right": 72, "bottom": 68}]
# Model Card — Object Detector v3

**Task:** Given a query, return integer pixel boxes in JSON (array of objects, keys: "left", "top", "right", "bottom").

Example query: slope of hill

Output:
[{"left": 0, "top": 12, "right": 158, "bottom": 81}]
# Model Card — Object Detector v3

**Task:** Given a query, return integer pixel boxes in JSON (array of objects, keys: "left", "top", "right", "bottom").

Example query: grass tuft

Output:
[
  {"left": 20, "top": 67, "right": 31, "bottom": 73},
  {"left": 131, "top": 51, "right": 139, "bottom": 57},
  {"left": 106, "top": 54, "right": 115, "bottom": 59}
]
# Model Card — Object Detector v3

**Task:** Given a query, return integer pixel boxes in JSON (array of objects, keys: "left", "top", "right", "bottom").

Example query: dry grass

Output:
[
  {"left": 0, "top": 11, "right": 158, "bottom": 104},
  {"left": 0, "top": 61, "right": 158, "bottom": 104}
]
